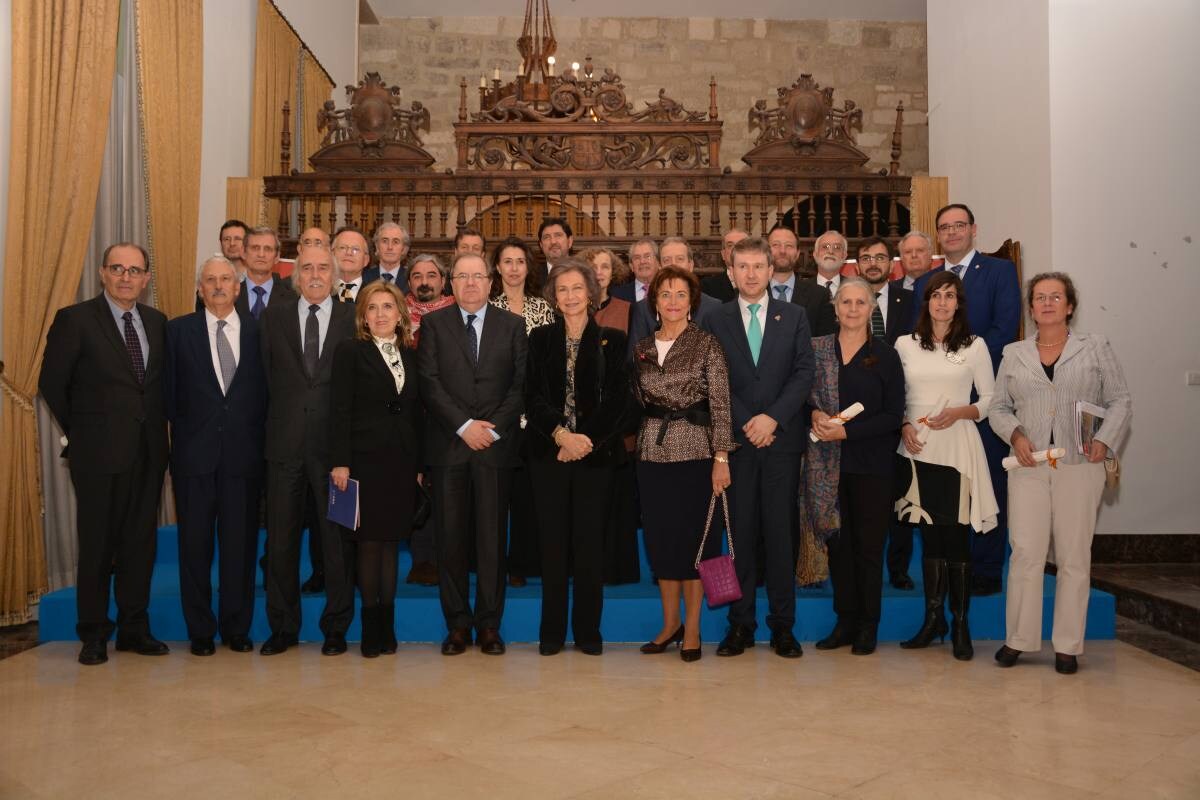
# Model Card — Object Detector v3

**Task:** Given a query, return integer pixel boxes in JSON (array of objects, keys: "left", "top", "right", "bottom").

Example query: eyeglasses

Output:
[
  {"left": 819, "top": 243, "right": 846, "bottom": 252},
  {"left": 334, "top": 245, "right": 363, "bottom": 255},
  {"left": 936, "top": 221, "right": 971, "bottom": 233},
  {"left": 105, "top": 264, "right": 149, "bottom": 277},
  {"left": 451, "top": 273, "right": 488, "bottom": 283},
  {"left": 1033, "top": 293, "right": 1066, "bottom": 304},
  {"left": 857, "top": 254, "right": 891, "bottom": 264}
]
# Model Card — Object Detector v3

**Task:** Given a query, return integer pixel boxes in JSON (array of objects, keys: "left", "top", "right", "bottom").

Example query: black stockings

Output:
[{"left": 357, "top": 541, "right": 398, "bottom": 608}]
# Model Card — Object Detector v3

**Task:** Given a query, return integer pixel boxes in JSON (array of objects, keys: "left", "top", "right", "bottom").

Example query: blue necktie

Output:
[
  {"left": 466, "top": 314, "right": 478, "bottom": 364},
  {"left": 952, "top": 264, "right": 966, "bottom": 277},
  {"left": 774, "top": 285, "right": 789, "bottom": 301},
  {"left": 381, "top": 273, "right": 393, "bottom": 284},
  {"left": 251, "top": 286, "right": 266, "bottom": 319},
  {"left": 747, "top": 303, "right": 763, "bottom": 365}
]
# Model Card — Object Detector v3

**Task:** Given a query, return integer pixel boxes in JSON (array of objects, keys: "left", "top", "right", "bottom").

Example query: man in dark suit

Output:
[
  {"left": 332, "top": 227, "right": 376, "bottom": 302},
  {"left": 537, "top": 217, "right": 573, "bottom": 273},
  {"left": 193, "top": 227, "right": 298, "bottom": 317},
  {"left": 165, "top": 255, "right": 268, "bottom": 656},
  {"left": 38, "top": 242, "right": 169, "bottom": 666},
  {"left": 219, "top": 219, "right": 248, "bottom": 275},
  {"left": 627, "top": 237, "right": 722, "bottom": 354},
  {"left": 767, "top": 226, "right": 838, "bottom": 336},
  {"left": 699, "top": 228, "right": 747, "bottom": 303},
  {"left": 373, "top": 221, "right": 410, "bottom": 292},
  {"left": 610, "top": 238, "right": 658, "bottom": 304},
  {"left": 702, "top": 238, "right": 815, "bottom": 659},
  {"left": 911, "top": 203, "right": 1021, "bottom": 595},
  {"left": 258, "top": 245, "right": 357, "bottom": 655},
  {"left": 418, "top": 253, "right": 528, "bottom": 656}
]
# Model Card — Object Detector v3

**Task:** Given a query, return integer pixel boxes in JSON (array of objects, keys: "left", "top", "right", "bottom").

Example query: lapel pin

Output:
[{"left": 773, "top": 314, "right": 781, "bottom": 321}]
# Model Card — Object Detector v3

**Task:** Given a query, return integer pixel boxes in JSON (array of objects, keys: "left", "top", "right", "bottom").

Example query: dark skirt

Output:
[
  {"left": 894, "top": 455, "right": 964, "bottom": 527},
  {"left": 637, "top": 459, "right": 719, "bottom": 581},
  {"left": 343, "top": 449, "right": 417, "bottom": 542}
]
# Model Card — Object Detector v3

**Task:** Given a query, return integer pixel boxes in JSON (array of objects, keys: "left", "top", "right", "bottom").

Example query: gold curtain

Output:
[
  {"left": 0, "top": 0, "right": 121, "bottom": 624},
  {"left": 134, "top": 0, "right": 203, "bottom": 320},
  {"left": 250, "top": 0, "right": 300, "bottom": 181},
  {"left": 226, "top": 177, "right": 267, "bottom": 228},
  {"left": 911, "top": 176, "right": 949, "bottom": 243},
  {"left": 300, "top": 51, "right": 335, "bottom": 165}
]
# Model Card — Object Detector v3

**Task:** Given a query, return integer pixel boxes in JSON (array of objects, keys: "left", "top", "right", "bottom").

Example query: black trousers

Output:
[
  {"left": 432, "top": 459, "right": 511, "bottom": 632},
  {"left": 886, "top": 522, "right": 914, "bottom": 578},
  {"left": 528, "top": 459, "right": 612, "bottom": 646},
  {"left": 829, "top": 472, "right": 892, "bottom": 629},
  {"left": 972, "top": 420, "right": 1009, "bottom": 578},
  {"left": 506, "top": 459, "right": 541, "bottom": 577},
  {"left": 265, "top": 455, "right": 354, "bottom": 637},
  {"left": 70, "top": 436, "right": 164, "bottom": 643},
  {"left": 174, "top": 468, "right": 260, "bottom": 640},
  {"left": 726, "top": 447, "right": 801, "bottom": 633}
]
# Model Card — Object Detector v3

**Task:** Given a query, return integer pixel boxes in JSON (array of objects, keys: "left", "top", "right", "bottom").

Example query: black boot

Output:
[
  {"left": 948, "top": 562, "right": 974, "bottom": 661},
  {"left": 360, "top": 606, "right": 381, "bottom": 658},
  {"left": 900, "top": 559, "right": 949, "bottom": 649},
  {"left": 380, "top": 604, "right": 397, "bottom": 655}
]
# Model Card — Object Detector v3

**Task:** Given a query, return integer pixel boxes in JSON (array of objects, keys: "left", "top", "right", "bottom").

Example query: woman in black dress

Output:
[{"left": 330, "top": 281, "right": 423, "bottom": 657}]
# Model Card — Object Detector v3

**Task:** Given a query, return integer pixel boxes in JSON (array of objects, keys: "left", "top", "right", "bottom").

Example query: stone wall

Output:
[{"left": 358, "top": 16, "right": 928, "bottom": 175}]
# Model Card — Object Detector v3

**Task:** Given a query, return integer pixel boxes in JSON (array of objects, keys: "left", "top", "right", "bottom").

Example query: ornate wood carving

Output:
[{"left": 308, "top": 72, "right": 435, "bottom": 173}]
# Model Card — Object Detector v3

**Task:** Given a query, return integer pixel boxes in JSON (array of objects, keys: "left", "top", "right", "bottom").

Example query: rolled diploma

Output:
[
  {"left": 810, "top": 401, "right": 865, "bottom": 442},
  {"left": 1002, "top": 447, "right": 1066, "bottom": 471},
  {"left": 914, "top": 394, "right": 949, "bottom": 444}
]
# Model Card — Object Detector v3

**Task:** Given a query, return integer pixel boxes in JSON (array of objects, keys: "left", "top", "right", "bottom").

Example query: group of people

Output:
[{"left": 38, "top": 203, "right": 1131, "bottom": 674}]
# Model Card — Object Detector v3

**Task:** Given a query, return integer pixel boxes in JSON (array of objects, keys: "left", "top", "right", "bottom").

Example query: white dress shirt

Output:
[
  {"left": 945, "top": 249, "right": 977, "bottom": 277},
  {"left": 817, "top": 274, "right": 841, "bottom": 295},
  {"left": 737, "top": 293, "right": 769, "bottom": 336},
  {"left": 204, "top": 309, "right": 241, "bottom": 393},
  {"left": 635, "top": 281, "right": 649, "bottom": 302}
]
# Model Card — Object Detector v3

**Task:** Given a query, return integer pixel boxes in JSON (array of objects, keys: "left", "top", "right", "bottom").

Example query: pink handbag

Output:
[{"left": 695, "top": 491, "right": 741, "bottom": 607}]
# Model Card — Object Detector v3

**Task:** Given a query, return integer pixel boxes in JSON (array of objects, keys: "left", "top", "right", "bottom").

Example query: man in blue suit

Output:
[
  {"left": 911, "top": 203, "right": 1021, "bottom": 595},
  {"left": 165, "top": 255, "right": 269, "bottom": 656},
  {"left": 702, "top": 238, "right": 815, "bottom": 659}
]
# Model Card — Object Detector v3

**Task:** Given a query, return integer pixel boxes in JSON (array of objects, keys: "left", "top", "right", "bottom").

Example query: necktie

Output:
[
  {"left": 871, "top": 293, "right": 886, "bottom": 337},
  {"left": 822, "top": 280, "right": 834, "bottom": 299},
  {"left": 122, "top": 311, "right": 145, "bottom": 383},
  {"left": 636, "top": 283, "right": 646, "bottom": 302},
  {"left": 339, "top": 281, "right": 356, "bottom": 302},
  {"left": 746, "top": 303, "right": 763, "bottom": 365},
  {"left": 251, "top": 286, "right": 266, "bottom": 319},
  {"left": 380, "top": 272, "right": 393, "bottom": 284},
  {"left": 952, "top": 264, "right": 966, "bottom": 277},
  {"left": 303, "top": 304, "right": 320, "bottom": 377},
  {"left": 465, "top": 314, "right": 479, "bottom": 364},
  {"left": 774, "top": 285, "right": 789, "bottom": 302},
  {"left": 215, "top": 319, "right": 237, "bottom": 393}
]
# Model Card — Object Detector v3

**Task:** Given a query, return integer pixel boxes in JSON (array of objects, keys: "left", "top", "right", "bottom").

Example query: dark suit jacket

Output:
[
  {"left": 627, "top": 292, "right": 722, "bottom": 356},
  {"left": 372, "top": 264, "right": 408, "bottom": 293},
  {"left": 609, "top": 282, "right": 638, "bottom": 303},
  {"left": 524, "top": 318, "right": 631, "bottom": 466},
  {"left": 910, "top": 252, "right": 1021, "bottom": 372},
  {"left": 882, "top": 279, "right": 913, "bottom": 346},
  {"left": 792, "top": 278, "right": 838, "bottom": 337},
  {"left": 330, "top": 338, "right": 423, "bottom": 468},
  {"left": 701, "top": 298, "right": 815, "bottom": 454},
  {"left": 39, "top": 294, "right": 168, "bottom": 475},
  {"left": 259, "top": 296, "right": 356, "bottom": 461},
  {"left": 417, "top": 304, "right": 528, "bottom": 468},
  {"left": 700, "top": 274, "right": 737, "bottom": 303},
  {"left": 164, "top": 310, "right": 268, "bottom": 477},
  {"left": 194, "top": 272, "right": 298, "bottom": 315}
]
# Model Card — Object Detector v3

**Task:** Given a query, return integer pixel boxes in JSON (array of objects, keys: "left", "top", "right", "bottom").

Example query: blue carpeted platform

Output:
[{"left": 38, "top": 526, "right": 1115, "bottom": 644}]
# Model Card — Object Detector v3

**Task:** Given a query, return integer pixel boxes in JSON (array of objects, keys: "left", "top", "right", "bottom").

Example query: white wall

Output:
[{"left": 1047, "top": 0, "right": 1200, "bottom": 535}]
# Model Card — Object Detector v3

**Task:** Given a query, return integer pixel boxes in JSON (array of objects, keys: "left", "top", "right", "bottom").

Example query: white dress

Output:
[{"left": 894, "top": 335, "right": 999, "bottom": 533}]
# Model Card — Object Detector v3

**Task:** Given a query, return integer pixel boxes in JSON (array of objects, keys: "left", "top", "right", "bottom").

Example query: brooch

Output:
[
  {"left": 944, "top": 349, "right": 966, "bottom": 366},
  {"left": 601, "top": 338, "right": 608, "bottom": 346}
]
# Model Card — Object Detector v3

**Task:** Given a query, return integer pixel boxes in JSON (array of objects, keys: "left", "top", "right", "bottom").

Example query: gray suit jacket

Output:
[{"left": 989, "top": 333, "right": 1131, "bottom": 466}]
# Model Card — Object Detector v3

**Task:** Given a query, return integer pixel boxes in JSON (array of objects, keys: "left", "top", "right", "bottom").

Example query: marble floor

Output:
[{"left": 0, "top": 640, "right": 1197, "bottom": 799}]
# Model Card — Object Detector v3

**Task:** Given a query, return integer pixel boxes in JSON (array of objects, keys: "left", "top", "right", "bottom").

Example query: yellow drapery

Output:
[
  {"left": 226, "top": 177, "right": 267, "bottom": 228},
  {"left": 134, "top": 0, "right": 203, "bottom": 320},
  {"left": 300, "top": 50, "right": 335, "bottom": 165},
  {"left": 911, "top": 176, "right": 949, "bottom": 243},
  {"left": 0, "top": 0, "right": 121, "bottom": 624},
  {"left": 250, "top": 0, "right": 300, "bottom": 183}
]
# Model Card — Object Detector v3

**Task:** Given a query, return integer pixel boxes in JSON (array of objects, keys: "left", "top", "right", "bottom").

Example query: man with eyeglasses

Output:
[
  {"left": 219, "top": 219, "right": 249, "bottom": 274},
  {"left": 611, "top": 238, "right": 659, "bottom": 304},
  {"left": 331, "top": 227, "right": 376, "bottom": 302},
  {"left": 766, "top": 225, "right": 837, "bottom": 336},
  {"left": 418, "top": 253, "right": 528, "bottom": 656},
  {"left": 39, "top": 243, "right": 170, "bottom": 665},
  {"left": 911, "top": 202, "right": 1021, "bottom": 596},
  {"left": 373, "top": 222, "right": 411, "bottom": 292}
]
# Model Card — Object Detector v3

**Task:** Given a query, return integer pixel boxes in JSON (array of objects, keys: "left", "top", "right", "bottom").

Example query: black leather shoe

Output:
[
  {"left": 1055, "top": 653, "right": 1078, "bottom": 675},
  {"left": 680, "top": 645, "right": 702, "bottom": 663},
  {"left": 441, "top": 628, "right": 471, "bottom": 656},
  {"left": 971, "top": 575, "right": 1002, "bottom": 596},
  {"left": 890, "top": 572, "right": 916, "bottom": 590},
  {"left": 78, "top": 641, "right": 108, "bottom": 666},
  {"left": 259, "top": 633, "right": 298, "bottom": 656},
  {"left": 405, "top": 561, "right": 438, "bottom": 587},
  {"left": 115, "top": 634, "right": 169, "bottom": 656},
  {"left": 226, "top": 635, "right": 253, "bottom": 653},
  {"left": 994, "top": 645, "right": 1021, "bottom": 667},
  {"left": 770, "top": 630, "right": 804, "bottom": 659},
  {"left": 640, "top": 625, "right": 684, "bottom": 654},
  {"left": 717, "top": 624, "right": 756, "bottom": 657},
  {"left": 815, "top": 623, "right": 856, "bottom": 651},
  {"left": 508, "top": 573, "right": 527, "bottom": 588},
  {"left": 321, "top": 634, "right": 347, "bottom": 656},
  {"left": 539, "top": 641, "right": 563, "bottom": 656},
  {"left": 300, "top": 573, "right": 325, "bottom": 594},
  {"left": 190, "top": 637, "right": 216, "bottom": 656},
  {"left": 477, "top": 628, "right": 506, "bottom": 655},
  {"left": 851, "top": 627, "right": 877, "bottom": 656},
  {"left": 574, "top": 642, "right": 603, "bottom": 656}
]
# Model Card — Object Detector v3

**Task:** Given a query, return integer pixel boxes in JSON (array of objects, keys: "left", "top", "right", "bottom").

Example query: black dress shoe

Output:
[
  {"left": 539, "top": 641, "right": 563, "bottom": 656},
  {"left": 259, "top": 633, "right": 298, "bottom": 656},
  {"left": 477, "top": 628, "right": 506, "bottom": 655},
  {"left": 226, "top": 635, "right": 254, "bottom": 653},
  {"left": 717, "top": 624, "right": 756, "bottom": 657},
  {"left": 114, "top": 634, "right": 169, "bottom": 656},
  {"left": 300, "top": 573, "right": 325, "bottom": 594},
  {"left": 405, "top": 561, "right": 439, "bottom": 586},
  {"left": 640, "top": 625, "right": 684, "bottom": 654},
  {"left": 508, "top": 574, "right": 527, "bottom": 588},
  {"left": 1055, "top": 653, "right": 1078, "bottom": 674},
  {"left": 994, "top": 645, "right": 1022, "bottom": 667},
  {"left": 971, "top": 575, "right": 1002, "bottom": 596},
  {"left": 851, "top": 627, "right": 877, "bottom": 656},
  {"left": 441, "top": 628, "right": 471, "bottom": 656},
  {"left": 680, "top": 645, "right": 702, "bottom": 663},
  {"left": 190, "top": 637, "right": 216, "bottom": 656},
  {"left": 574, "top": 642, "right": 603, "bottom": 656},
  {"left": 770, "top": 630, "right": 804, "bottom": 659},
  {"left": 78, "top": 641, "right": 108, "bottom": 666},
  {"left": 815, "top": 623, "right": 856, "bottom": 651},
  {"left": 321, "top": 634, "right": 347, "bottom": 656},
  {"left": 890, "top": 572, "right": 916, "bottom": 590}
]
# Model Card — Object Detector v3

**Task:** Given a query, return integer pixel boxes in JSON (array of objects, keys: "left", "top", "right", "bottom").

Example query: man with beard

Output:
[
  {"left": 537, "top": 217, "right": 573, "bottom": 272},
  {"left": 766, "top": 226, "right": 837, "bottom": 337},
  {"left": 856, "top": 236, "right": 911, "bottom": 346}
]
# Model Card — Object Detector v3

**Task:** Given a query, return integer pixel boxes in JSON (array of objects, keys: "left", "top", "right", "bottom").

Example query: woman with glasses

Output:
[{"left": 990, "top": 272, "right": 1131, "bottom": 674}]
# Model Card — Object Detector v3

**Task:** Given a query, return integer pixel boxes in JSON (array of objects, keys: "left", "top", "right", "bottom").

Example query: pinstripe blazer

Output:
[{"left": 989, "top": 332, "right": 1131, "bottom": 466}]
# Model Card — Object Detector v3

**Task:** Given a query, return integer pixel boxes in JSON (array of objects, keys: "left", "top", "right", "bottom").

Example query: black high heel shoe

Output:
[
  {"left": 640, "top": 625, "right": 684, "bottom": 654},
  {"left": 994, "top": 645, "right": 1021, "bottom": 667},
  {"left": 680, "top": 642, "right": 702, "bottom": 662}
]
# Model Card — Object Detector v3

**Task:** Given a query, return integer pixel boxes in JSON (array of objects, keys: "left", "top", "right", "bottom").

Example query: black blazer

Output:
[
  {"left": 792, "top": 278, "right": 838, "bottom": 337},
  {"left": 417, "top": 304, "right": 528, "bottom": 468},
  {"left": 524, "top": 318, "right": 631, "bottom": 466},
  {"left": 330, "top": 337, "right": 423, "bottom": 468},
  {"left": 193, "top": 272, "right": 298, "bottom": 315},
  {"left": 609, "top": 282, "right": 637, "bottom": 303},
  {"left": 883, "top": 279, "right": 913, "bottom": 346},
  {"left": 834, "top": 336, "right": 905, "bottom": 476},
  {"left": 164, "top": 310, "right": 268, "bottom": 477},
  {"left": 38, "top": 294, "right": 168, "bottom": 475},
  {"left": 259, "top": 296, "right": 356, "bottom": 461},
  {"left": 701, "top": 298, "right": 815, "bottom": 454},
  {"left": 700, "top": 274, "right": 737, "bottom": 303}
]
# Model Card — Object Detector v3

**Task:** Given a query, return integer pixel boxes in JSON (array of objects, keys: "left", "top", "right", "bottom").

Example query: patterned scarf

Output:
[{"left": 796, "top": 334, "right": 841, "bottom": 584}]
